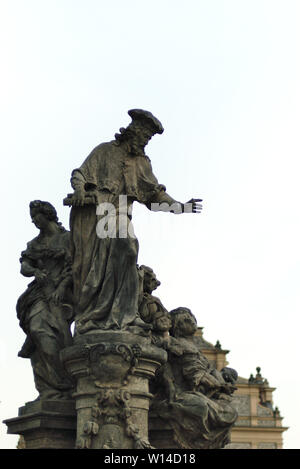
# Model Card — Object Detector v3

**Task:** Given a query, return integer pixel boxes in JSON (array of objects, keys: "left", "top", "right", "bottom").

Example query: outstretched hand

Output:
[{"left": 184, "top": 198, "right": 203, "bottom": 213}]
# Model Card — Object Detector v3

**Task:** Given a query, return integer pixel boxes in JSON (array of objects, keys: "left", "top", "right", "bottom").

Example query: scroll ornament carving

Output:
[{"left": 76, "top": 388, "right": 153, "bottom": 449}]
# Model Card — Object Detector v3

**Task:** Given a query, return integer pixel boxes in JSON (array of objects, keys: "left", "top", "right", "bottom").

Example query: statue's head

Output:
[
  {"left": 127, "top": 109, "right": 164, "bottom": 136},
  {"left": 29, "top": 200, "right": 61, "bottom": 230},
  {"left": 221, "top": 367, "right": 238, "bottom": 384},
  {"left": 152, "top": 310, "right": 172, "bottom": 333},
  {"left": 169, "top": 307, "right": 198, "bottom": 338},
  {"left": 139, "top": 265, "right": 161, "bottom": 293},
  {"left": 115, "top": 109, "right": 164, "bottom": 153}
]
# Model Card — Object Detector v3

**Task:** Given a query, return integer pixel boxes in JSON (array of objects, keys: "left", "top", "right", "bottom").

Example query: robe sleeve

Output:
[
  {"left": 71, "top": 169, "right": 86, "bottom": 191},
  {"left": 71, "top": 145, "right": 102, "bottom": 191},
  {"left": 145, "top": 187, "right": 182, "bottom": 213},
  {"left": 141, "top": 157, "right": 182, "bottom": 212},
  {"left": 20, "top": 241, "right": 39, "bottom": 275}
]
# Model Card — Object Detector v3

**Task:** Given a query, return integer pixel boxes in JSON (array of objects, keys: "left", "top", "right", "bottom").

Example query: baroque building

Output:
[{"left": 193, "top": 328, "right": 288, "bottom": 449}]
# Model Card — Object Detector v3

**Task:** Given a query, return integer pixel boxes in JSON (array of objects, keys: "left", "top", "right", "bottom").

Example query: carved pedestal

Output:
[
  {"left": 4, "top": 400, "right": 76, "bottom": 449},
  {"left": 149, "top": 414, "right": 178, "bottom": 449},
  {"left": 61, "top": 331, "right": 167, "bottom": 449}
]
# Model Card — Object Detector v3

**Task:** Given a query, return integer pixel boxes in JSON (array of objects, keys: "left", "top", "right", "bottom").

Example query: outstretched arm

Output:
[{"left": 147, "top": 188, "right": 202, "bottom": 214}]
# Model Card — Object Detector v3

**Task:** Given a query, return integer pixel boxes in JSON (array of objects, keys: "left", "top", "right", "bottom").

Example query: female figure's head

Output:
[{"left": 29, "top": 200, "right": 64, "bottom": 232}]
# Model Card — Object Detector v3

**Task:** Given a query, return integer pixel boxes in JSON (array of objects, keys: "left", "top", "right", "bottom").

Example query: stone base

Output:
[
  {"left": 61, "top": 330, "right": 167, "bottom": 449},
  {"left": 4, "top": 331, "right": 167, "bottom": 449},
  {"left": 149, "top": 414, "right": 178, "bottom": 449},
  {"left": 4, "top": 400, "right": 76, "bottom": 449}
]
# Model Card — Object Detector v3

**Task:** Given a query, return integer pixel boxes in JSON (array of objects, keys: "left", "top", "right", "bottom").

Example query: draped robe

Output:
[
  {"left": 152, "top": 337, "right": 238, "bottom": 449},
  {"left": 70, "top": 140, "right": 177, "bottom": 330}
]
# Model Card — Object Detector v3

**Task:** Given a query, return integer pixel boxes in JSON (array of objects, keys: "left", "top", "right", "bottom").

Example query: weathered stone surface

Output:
[
  {"left": 66, "top": 109, "right": 201, "bottom": 334},
  {"left": 149, "top": 416, "right": 178, "bottom": 449},
  {"left": 16, "top": 200, "right": 74, "bottom": 400},
  {"left": 150, "top": 307, "right": 238, "bottom": 449},
  {"left": 61, "top": 331, "right": 167, "bottom": 449},
  {"left": 4, "top": 400, "right": 76, "bottom": 449},
  {"left": 4, "top": 110, "right": 242, "bottom": 451}
]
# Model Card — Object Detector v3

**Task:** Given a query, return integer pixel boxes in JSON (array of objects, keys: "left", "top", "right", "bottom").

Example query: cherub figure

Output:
[
  {"left": 151, "top": 307, "right": 238, "bottom": 449},
  {"left": 138, "top": 265, "right": 171, "bottom": 345}
]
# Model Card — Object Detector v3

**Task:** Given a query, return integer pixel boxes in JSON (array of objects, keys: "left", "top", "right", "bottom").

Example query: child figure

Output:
[
  {"left": 151, "top": 307, "right": 238, "bottom": 449},
  {"left": 138, "top": 265, "right": 171, "bottom": 346}
]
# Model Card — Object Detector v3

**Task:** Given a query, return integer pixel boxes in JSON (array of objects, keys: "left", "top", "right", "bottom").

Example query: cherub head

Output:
[
  {"left": 139, "top": 265, "right": 161, "bottom": 294},
  {"left": 221, "top": 367, "right": 238, "bottom": 385},
  {"left": 152, "top": 310, "right": 172, "bottom": 334},
  {"left": 169, "top": 307, "right": 198, "bottom": 338}
]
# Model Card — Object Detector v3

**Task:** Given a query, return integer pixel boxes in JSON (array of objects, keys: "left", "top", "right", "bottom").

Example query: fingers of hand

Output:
[{"left": 192, "top": 203, "right": 202, "bottom": 213}]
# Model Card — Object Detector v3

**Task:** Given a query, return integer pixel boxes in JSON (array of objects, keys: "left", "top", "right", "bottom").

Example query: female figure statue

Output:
[{"left": 17, "top": 201, "right": 74, "bottom": 399}]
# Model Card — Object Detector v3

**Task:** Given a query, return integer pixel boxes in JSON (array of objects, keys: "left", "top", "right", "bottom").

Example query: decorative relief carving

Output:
[
  {"left": 76, "top": 387, "right": 153, "bottom": 449},
  {"left": 88, "top": 343, "right": 142, "bottom": 363},
  {"left": 88, "top": 342, "right": 142, "bottom": 385}
]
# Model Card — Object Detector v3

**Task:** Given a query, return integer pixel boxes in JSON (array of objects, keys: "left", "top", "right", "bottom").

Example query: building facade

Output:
[{"left": 193, "top": 328, "right": 288, "bottom": 449}]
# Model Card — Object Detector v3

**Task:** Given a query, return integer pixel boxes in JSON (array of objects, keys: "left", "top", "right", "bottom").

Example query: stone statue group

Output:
[{"left": 16, "top": 110, "right": 237, "bottom": 449}]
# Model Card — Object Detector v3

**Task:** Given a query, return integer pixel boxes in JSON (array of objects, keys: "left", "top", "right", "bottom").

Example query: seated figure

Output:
[{"left": 151, "top": 307, "right": 238, "bottom": 449}]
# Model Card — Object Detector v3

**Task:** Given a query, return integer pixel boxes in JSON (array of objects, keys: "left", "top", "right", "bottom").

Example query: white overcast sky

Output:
[{"left": 0, "top": 0, "right": 299, "bottom": 449}]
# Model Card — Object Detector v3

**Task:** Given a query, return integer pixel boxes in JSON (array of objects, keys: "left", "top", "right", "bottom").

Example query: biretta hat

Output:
[{"left": 128, "top": 109, "right": 164, "bottom": 134}]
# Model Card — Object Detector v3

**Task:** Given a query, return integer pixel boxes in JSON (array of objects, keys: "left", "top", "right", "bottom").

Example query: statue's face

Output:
[
  {"left": 222, "top": 372, "right": 231, "bottom": 383},
  {"left": 154, "top": 314, "right": 171, "bottom": 332},
  {"left": 175, "top": 311, "right": 197, "bottom": 337},
  {"left": 144, "top": 272, "right": 160, "bottom": 293},
  {"left": 132, "top": 126, "right": 154, "bottom": 148},
  {"left": 31, "top": 211, "right": 49, "bottom": 230}
]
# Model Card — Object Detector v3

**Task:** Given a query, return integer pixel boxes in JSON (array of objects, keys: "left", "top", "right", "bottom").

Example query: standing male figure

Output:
[{"left": 66, "top": 109, "right": 201, "bottom": 332}]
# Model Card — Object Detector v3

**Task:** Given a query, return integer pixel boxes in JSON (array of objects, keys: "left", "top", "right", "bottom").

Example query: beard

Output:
[
  {"left": 115, "top": 125, "right": 150, "bottom": 157},
  {"left": 128, "top": 136, "right": 146, "bottom": 157}
]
